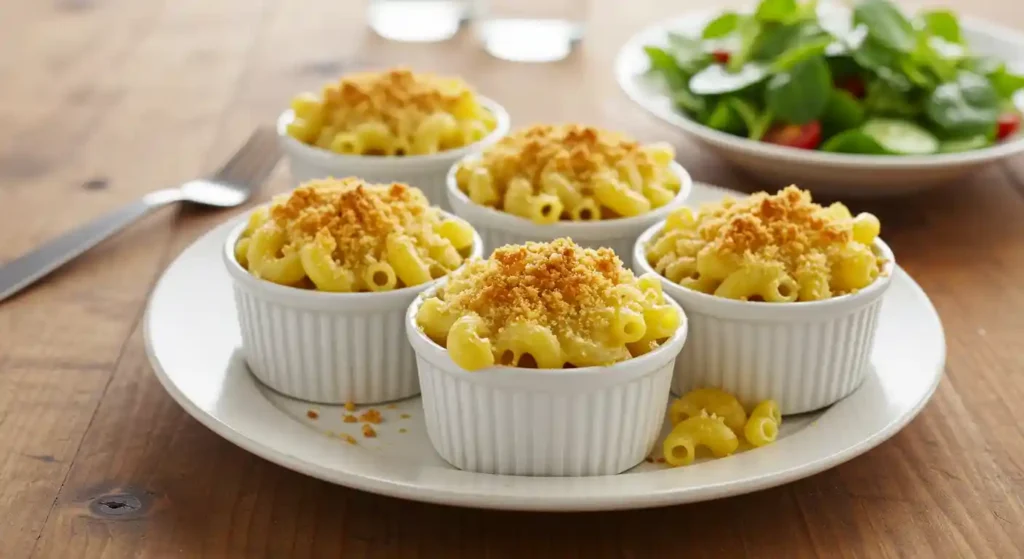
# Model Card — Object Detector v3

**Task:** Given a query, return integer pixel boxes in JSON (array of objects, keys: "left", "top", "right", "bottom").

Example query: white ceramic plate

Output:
[
  {"left": 615, "top": 5, "right": 1024, "bottom": 197},
  {"left": 144, "top": 182, "right": 945, "bottom": 511}
]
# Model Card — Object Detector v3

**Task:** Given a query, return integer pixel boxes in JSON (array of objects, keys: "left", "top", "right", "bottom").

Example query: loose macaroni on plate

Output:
[
  {"left": 285, "top": 67, "right": 497, "bottom": 156},
  {"left": 645, "top": 185, "right": 885, "bottom": 302},
  {"left": 415, "top": 238, "right": 683, "bottom": 371},
  {"left": 663, "top": 387, "right": 782, "bottom": 466},
  {"left": 234, "top": 177, "right": 476, "bottom": 292},
  {"left": 453, "top": 124, "right": 681, "bottom": 224}
]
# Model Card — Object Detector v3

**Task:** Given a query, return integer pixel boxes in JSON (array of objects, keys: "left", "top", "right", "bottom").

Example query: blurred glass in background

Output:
[
  {"left": 368, "top": 0, "right": 587, "bottom": 63},
  {"left": 473, "top": 0, "right": 587, "bottom": 62},
  {"left": 368, "top": 0, "right": 469, "bottom": 42}
]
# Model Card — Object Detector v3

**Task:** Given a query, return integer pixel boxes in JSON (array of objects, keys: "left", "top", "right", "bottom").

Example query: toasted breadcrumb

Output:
[
  {"left": 359, "top": 409, "right": 383, "bottom": 424},
  {"left": 342, "top": 414, "right": 358, "bottom": 424},
  {"left": 306, "top": 409, "right": 319, "bottom": 420},
  {"left": 342, "top": 434, "right": 358, "bottom": 445},
  {"left": 399, "top": 428, "right": 408, "bottom": 434},
  {"left": 431, "top": 238, "right": 636, "bottom": 352},
  {"left": 464, "top": 124, "right": 658, "bottom": 205},
  {"left": 400, "top": 413, "right": 411, "bottom": 419},
  {"left": 386, "top": 404, "right": 398, "bottom": 409},
  {"left": 344, "top": 401, "right": 356, "bottom": 412},
  {"left": 362, "top": 424, "right": 377, "bottom": 438},
  {"left": 655, "top": 457, "right": 666, "bottom": 464},
  {"left": 268, "top": 178, "right": 441, "bottom": 273},
  {"left": 320, "top": 68, "right": 483, "bottom": 131}
]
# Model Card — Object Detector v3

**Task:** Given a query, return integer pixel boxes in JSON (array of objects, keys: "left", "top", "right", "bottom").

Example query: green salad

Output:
[{"left": 643, "top": 0, "right": 1024, "bottom": 154}]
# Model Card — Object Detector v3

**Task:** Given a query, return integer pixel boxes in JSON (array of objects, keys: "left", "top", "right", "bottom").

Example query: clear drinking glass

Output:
[
  {"left": 368, "top": 0, "right": 470, "bottom": 43},
  {"left": 472, "top": 0, "right": 587, "bottom": 63}
]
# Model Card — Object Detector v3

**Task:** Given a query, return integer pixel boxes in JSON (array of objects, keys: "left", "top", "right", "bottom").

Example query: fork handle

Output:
[{"left": 0, "top": 189, "right": 182, "bottom": 304}]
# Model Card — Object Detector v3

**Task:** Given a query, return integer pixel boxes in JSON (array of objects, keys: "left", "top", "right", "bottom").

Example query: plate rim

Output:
[
  {"left": 143, "top": 183, "right": 947, "bottom": 512},
  {"left": 614, "top": 7, "right": 1024, "bottom": 169}
]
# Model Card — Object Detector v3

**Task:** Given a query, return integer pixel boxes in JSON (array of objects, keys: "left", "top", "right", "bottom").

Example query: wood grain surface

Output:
[{"left": 1, "top": 0, "right": 1023, "bottom": 557}]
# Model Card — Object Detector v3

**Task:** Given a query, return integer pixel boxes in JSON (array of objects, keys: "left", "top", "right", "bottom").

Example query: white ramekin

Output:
[
  {"left": 405, "top": 286, "right": 689, "bottom": 476},
  {"left": 277, "top": 97, "right": 511, "bottom": 211},
  {"left": 633, "top": 222, "right": 896, "bottom": 415},
  {"left": 223, "top": 217, "right": 484, "bottom": 405},
  {"left": 445, "top": 158, "right": 692, "bottom": 265}
]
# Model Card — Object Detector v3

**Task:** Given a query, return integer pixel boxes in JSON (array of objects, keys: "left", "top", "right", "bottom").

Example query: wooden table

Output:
[{"left": 2, "top": 0, "right": 1023, "bottom": 556}]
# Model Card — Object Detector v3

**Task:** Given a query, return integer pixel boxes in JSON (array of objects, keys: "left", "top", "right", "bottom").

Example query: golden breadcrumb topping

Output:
[
  {"left": 344, "top": 401, "right": 356, "bottom": 412},
  {"left": 437, "top": 238, "right": 629, "bottom": 332},
  {"left": 647, "top": 185, "right": 885, "bottom": 301},
  {"left": 699, "top": 185, "right": 849, "bottom": 264},
  {"left": 342, "top": 414, "right": 358, "bottom": 424},
  {"left": 467, "top": 124, "right": 658, "bottom": 198},
  {"left": 269, "top": 177, "right": 429, "bottom": 270},
  {"left": 362, "top": 424, "right": 377, "bottom": 438},
  {"left": 325, "top": 68, "right": 469, "bottom": 120},
  {"left": 235, "top": 176, "right": 474, "bottom": 291},
  {"left": 285, "top": 67, "right": 496, "bottom": 156},
  {"left": 419, "top": 238, "right": 682, "bottom": 369}
]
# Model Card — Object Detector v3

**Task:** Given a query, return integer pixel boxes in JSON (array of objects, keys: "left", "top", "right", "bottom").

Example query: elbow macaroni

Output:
[
  {"left": 454, "top": 124, "right": 681, "bottom": 224},
  {"left": 285, "top": 67, "right": 496, "bottom": 156},
  {"left": 415, "top": 238, "right": 683, "bottom": 371},
  {"left": 234, "top": 177, "right": 476, "bottom": 292},
  {"left": 662, "top": 388, "right": 783, "bottom": 466},
  {"left": 646, "top": 185, "right": 885, "bottom": 302}
]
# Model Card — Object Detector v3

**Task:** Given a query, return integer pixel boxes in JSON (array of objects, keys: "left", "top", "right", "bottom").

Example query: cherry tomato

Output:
[
  {"left": 711, "top": 50, "right": 731, "bottom": 64},
  {"left": 836, "top": 76, "right": 866, "bottom": 99},
  {"left": 763, "top": 121, "right": 822, "bottom": 150},
  {"left": 996, "top": 112, "right": 1021, "bottom": 141}
]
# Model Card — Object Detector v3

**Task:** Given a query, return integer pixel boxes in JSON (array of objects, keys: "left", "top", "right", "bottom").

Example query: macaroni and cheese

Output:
[
  {"left": 234, "top": 177, "right": 476, "bottom": 292},
  {"left": 415, "top": 238, "right": 683, "bottom": 371},
  {"left": 454, "top": 124, "right": 682, "bottom": 224},
  {"left": 663, "top": 387, "right": 781, "bottom": 466},
  {"left": 285, "top": 67, "right": 497, "bottom": 156},
  {"left": 646, "top": 185, "right": 884, "bottom": 302}
]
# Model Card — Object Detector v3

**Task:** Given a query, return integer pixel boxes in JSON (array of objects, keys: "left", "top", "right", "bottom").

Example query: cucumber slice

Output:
[
  {"left": 939, "top": 135, "right": 991, "bottom": 153},
  {"left": 861, "top": 118, "right": 940, "bottom": 155}
]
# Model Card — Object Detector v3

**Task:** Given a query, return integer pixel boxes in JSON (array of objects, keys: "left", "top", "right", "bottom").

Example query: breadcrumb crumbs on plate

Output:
[
  {"left": 399, "top": 428, "right": 407, "bottom": 434},
  {"left": 345, "top": 401, "right": 356, "bottom": 412},
  {"left": 342, "top": 434, "right": 358, "bottom": 445},
  {"left": 386, "top": 403, "right": 398, "bottom": 409},
  {"left": 362, "top": 424, "right": 377, "bottom": 438},
  {"left": 306, "top": 409, "right": 319, "bottom": 420},
  {"left": 343, "top": 414, "right": 358, "bottom": 423},
  {"left": 359, "top": 409, "right": 383, "bottom": 424},
  {"left": 655, "top": 457, "right": 666, "bottom": 464},
  {"left": 400, "top": 413, "right": 411, "bottom": 419}
]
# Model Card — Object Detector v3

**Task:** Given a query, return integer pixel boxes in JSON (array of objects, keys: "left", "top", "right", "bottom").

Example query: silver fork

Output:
[{"left": 0, "top": 127, "right": 281, "bottom": 303}]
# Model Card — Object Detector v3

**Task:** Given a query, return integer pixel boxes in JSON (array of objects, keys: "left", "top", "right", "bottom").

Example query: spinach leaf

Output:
[
  {"left": 921, "top": 10, "right": 962, "bottom": 43},
  {"left": 755, "top": 0, "right": 798, "bottom": 23},
  {"left": 644, "top": 46, "right": 688, "bottom": 91},
  {"left": 703, "top": 12, "right": 740, "bottom": 38},
  {"left": 910, "top": 34, "right": 956, "bottom": 83},
  {"left": 821, "top": 129, "right": 888, "bottom": 154},
  {"left": 925, "top": 71, "right": 1001, "bottom": 136},
  {"left": 690, "top": 63, "right": 770, "bottom": 95},
  {"left": 703, "top": 101, "right": 746, "bottom": 134},
  {"left": 853, "top": 0, "right": 915, "bottom": 53},
  {"left": 673, "top": 88, "right": 707, "bottom": 115},
  {"left": 864, "top": 79, "right": 919, "bottom": 118},
  {"left": 765, "top": 56, "right": 832, "bottom": 124},
  {"left": 821, "top": 88, "right": 866, "bottom": 134},
  {"left": 964, "top": 56, "right": 1003, "bottom": 77},
  {"left": 851, "top": 36, "right": 912, "bottom": 91},
  {"left": 990, "top": 66, "right": 1024, "bottom": 98},
  {"left": 666, "top": 32, "right": 712, "bottom": 74},
  {"left": 772, "top": 36, "right": 833, "bottom": 71},
  {"left": 728, "top": 16, "right": 763, "bottom": 70},
  {"left": 724, "top": 97, "right": 766, "bottom": 138},
  {"left": 751, "top": 23, "right": 802, "bottom": 60}
]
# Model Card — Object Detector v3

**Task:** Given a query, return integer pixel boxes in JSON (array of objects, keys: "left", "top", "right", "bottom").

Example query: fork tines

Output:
[{"left": 213, "top": 126, "right": 282, "bottom": 186}]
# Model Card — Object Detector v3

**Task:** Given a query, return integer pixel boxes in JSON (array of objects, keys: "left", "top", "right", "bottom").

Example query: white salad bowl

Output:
[
  {"left": 277, "top": 97, "right": 511, "bottom": 209},
  {"left": 446, "top": 157, "right": 693, "bottom": 265},
  {"left": 615, "top": 7, "right": 1024, "bottom": 198},
  {"left": 633, "top": 222, "right": 896, "bottom": 415},
  {"left": 405, "top": 284, "right": 689, "bottom": 476},
  {"left": 223, "top": 216, "right": 484, "bottom": 405}
]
